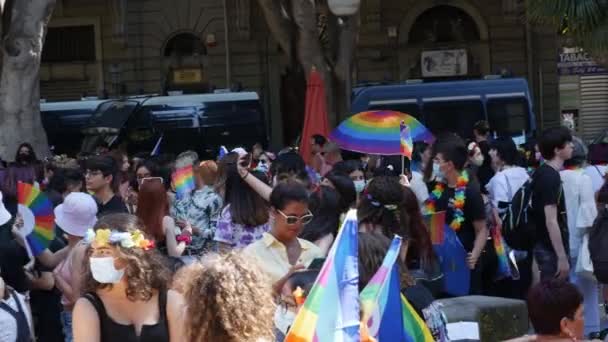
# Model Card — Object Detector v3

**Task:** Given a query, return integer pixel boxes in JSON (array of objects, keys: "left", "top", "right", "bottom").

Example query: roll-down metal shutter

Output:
[{"left": 581, "top": 75, "right": 608, "bottom": 142}]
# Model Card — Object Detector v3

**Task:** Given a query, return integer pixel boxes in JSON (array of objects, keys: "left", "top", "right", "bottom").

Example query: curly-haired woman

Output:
[
  {"left": 72, "top": 213, "right": 185, "bottom": 342},
  {"left": 178, "top": 252, "right": 276, "bottom": 342}
]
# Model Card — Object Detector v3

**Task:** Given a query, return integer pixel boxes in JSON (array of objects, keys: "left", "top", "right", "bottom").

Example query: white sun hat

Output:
[{"left": 54, "top": 192, "right": 98, "bottom": 237}]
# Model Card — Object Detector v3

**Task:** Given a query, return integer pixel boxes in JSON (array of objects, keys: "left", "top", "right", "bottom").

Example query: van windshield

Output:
[
  {"left": 486, "top": 97, "right": 530, "bottom": 136},
  {"left": 423, "top": 100, "right": 484, "bottom": 139}
]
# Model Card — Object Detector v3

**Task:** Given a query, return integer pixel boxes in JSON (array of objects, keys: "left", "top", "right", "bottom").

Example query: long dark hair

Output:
[
  {"left": 357, "top": 176, "right": 409, "bottom": 240},
  {"left": 324, "top": 171, "right": 356, "bottom": 212},
  {"left": 14, "top": 143, "right": 38, "bottom": 162},
  {"left": 220, "top": 153, "right": 269, "bottom": 226},
  {"left": 299, "top": 185, "right": 340, "bottom": 243},
  {"left": 401, "top": 186, "right": 435, "bottom": 266}
]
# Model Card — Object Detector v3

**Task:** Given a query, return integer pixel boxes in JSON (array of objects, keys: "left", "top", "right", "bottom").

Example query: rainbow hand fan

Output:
[{"left": 17, "top": 182, "right": 55, "bottom": 257}]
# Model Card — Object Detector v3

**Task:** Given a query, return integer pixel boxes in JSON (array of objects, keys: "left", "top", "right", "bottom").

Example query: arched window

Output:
[
  {"left": 409, "top": 5, "right": 480, "bottom": 45},
  {"left": 163, "top": 33, "right": 206, "bottom": 57}
]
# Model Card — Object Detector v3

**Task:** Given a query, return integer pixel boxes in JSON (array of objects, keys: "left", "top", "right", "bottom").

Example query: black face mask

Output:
[{"left": 16, "top": 153, "right": 33, "bottom": 164}]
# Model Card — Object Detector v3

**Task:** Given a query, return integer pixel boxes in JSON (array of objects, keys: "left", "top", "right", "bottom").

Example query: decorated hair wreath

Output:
[{"left": 85, "top": 228, "right": 155, "bottom": 250}]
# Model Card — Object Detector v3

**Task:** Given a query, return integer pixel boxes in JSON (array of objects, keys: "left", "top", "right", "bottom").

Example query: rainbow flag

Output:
[
  {"left": 400, "top": 122, "right": 413, "bottom": 159},
  {"left": 285, "top": 210, "right": 360, "bottom": 342},
  {"left": 172, "top": 165, "right": 195, "bottom": 200},
  {"left": 423, "top": 211, "right": 446, "bottom": 245},
  {"left": 360, "top": 236, "right": 433, "bottom": 342},
  {"left": 491, "top": 224, "right": 512, "bottom": 280}
]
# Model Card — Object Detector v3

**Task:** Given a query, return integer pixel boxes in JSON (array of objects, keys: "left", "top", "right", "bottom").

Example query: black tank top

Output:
[{"left": 84, "top": 290, "right": 170, "bottom": 342}]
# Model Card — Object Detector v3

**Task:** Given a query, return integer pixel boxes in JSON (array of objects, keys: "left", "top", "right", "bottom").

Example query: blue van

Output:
[{"left": 351, "top": 78, "right": 535, "bottom": 140}]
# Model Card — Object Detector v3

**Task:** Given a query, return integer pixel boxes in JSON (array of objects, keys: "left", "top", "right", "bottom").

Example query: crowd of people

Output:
[{"left": 0, "top": 121, "right": 607, "bottom": 341}]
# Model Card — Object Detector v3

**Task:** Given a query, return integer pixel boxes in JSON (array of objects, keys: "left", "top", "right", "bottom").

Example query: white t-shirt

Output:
[
  {"left": 485, "top": 167, "right": 530, "bottom": 208},
  {"left": 560, "top": 170, "right": 598, "bottom": 257},
  {"left": 410, "top": 171, "right": 429, "bottom": 205},
  {"left": 0, "top": 290, "right": 32, "bottom": 342},
  {"left": 584, "top": 164, "right": 607, "bottom": 194}
]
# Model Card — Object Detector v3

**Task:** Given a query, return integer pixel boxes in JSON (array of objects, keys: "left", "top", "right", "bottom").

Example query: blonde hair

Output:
[{"left": 179, "top": 252, "right": 275, "bottom": 342}]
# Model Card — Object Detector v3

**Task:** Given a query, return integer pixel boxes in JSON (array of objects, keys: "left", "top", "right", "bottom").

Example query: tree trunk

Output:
[{"left": 0, "top": 0, "right": 55, "bottom": 159}]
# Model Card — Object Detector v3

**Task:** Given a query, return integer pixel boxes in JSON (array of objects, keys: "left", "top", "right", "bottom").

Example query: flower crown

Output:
[{"left": 85, "top": 228, "right": 155, "bottom": 250}]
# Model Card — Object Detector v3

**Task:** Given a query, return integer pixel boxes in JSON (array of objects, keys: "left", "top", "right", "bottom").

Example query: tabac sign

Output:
[{"left": 558, "top": 50, "right": 607, "bottom": 75}]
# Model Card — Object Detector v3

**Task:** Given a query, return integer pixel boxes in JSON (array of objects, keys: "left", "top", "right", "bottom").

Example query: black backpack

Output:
[
  {"left": 589, "top": 207, "right": 608, "bottom": 283},
  {"left": 499, "top": 173, "right": 537, "bottom": 250}
]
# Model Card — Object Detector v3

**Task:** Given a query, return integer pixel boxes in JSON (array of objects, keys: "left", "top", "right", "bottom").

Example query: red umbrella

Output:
[{"left": 299, "top": 67, "right": 330, "bottom": 166}]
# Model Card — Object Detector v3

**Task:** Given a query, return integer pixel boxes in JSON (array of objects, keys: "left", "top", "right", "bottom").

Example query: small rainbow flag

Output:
[
  {"left": 172, "top": 165, "right": 195, "bottom": 200},
  {"left": 400, "top": 122, "right": 413, "bottom": 159},
  {"left": 423, "top": 211, "right": 446, "bottom": 245},
  {"left": 285, "top": 210, "right": 360, "bottom": 342},
  {"left": 360, "top": 235, "right": 434, "bottom": 342},
  {"left": 17, "top": 182, "right": 55, "bottom": 257},
  {"left": 491, "top": 224, "right": 512, "bottom": 280}
]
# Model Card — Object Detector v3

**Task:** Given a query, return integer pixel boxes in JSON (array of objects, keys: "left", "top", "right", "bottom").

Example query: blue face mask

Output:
[
  {"left": 354, "top": 180, "right": 366, "bottom": 193},
  {"left": 432, "top": 162, "right": 445, "bottom": 181}
]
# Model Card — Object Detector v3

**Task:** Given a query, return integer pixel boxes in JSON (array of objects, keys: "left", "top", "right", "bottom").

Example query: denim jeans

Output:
[
  {"left": 533, "top": 244, "right": 559, "bottom": 280},
  {"left": 60, "top": 310, "right": 73, "bottom": 342},
  {"left": 570, "top": 257, "right": 600, "bottom": 335}
]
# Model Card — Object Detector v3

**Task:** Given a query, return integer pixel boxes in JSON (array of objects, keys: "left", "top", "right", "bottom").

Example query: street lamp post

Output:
[{"left": 222, "top": 0, "right": 231, "bottom": 88}]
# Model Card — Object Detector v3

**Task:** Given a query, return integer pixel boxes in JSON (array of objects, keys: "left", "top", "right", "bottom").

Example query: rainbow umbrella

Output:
[{"left": 330, "top": 111, "right": 434, "bottom": 155}]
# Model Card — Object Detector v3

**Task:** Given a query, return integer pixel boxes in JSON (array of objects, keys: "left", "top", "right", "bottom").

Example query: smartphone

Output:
[
  {"left": 239, "top": 153, "right": 252, "bottom": 168},
  {"left": 308, "top": 257, "right": 326, "bottom": 270}
]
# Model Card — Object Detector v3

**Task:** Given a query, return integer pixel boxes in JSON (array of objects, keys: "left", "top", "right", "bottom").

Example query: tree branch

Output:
[{"left": 256, "top": 0, "right": 294, "bottom": 63}]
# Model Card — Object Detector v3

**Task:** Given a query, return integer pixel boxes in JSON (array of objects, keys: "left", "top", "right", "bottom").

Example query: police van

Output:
[{"left": 41, "top": 91, "right": 268, "bottom": 157}]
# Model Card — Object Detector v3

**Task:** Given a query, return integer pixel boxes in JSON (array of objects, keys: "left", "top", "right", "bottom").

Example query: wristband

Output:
[{"left": 176, "top": 234, "right": 192, "bottom": 244}]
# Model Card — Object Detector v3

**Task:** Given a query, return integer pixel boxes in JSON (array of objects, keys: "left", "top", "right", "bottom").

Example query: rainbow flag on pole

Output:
[
  {"left": 172, "top": 165, "right": 195, "bottom": 200},
  {"left": 400, "top": 122, "right": 413, "bottom": 159},
  {"left": 285, "top": 210, "right": 360, "bottom": 342},
  {"left": 360, "top": 236, "right": 433, "bottom": 342}
]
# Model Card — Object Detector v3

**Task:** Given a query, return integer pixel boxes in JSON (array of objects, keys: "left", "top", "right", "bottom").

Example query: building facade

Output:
[{"left": 41, "top": 0, "right": 560, "bottom": 146}]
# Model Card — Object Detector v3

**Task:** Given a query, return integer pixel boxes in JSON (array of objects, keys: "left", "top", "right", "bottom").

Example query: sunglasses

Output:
[
  {"left": 277, "top": 210, "right": 314, "bottom": 225},
  {"left": 140, "top": 177, "right": 164, "bottom": 184}
]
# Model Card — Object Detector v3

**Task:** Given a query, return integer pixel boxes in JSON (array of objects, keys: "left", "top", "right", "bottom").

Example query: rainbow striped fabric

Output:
[
  {"left": 491, "top": 224, "right": 512, "bottom": 279},
  {"left": 172, "top": 165, "right": 195, "bottom": 200},
  {"left": 360, "top": 236, "right": 434, "bottom": 342},
  {"left": 330, "top": 111, "right": 435, "bottom": 156},
  {"left": 400, "top": 122, "right": 413, "bottom": 159},
  {"left": 17, "top": 182, "right": 55, "bottom": 257},
  {"left": 285, "top": 210, "right": 360, "bottom": 342},
  {"left": 423, "top": 211, "right": 446, "bottom": 245}
]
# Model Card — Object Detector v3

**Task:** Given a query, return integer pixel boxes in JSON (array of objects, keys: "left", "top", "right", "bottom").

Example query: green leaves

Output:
[{"left": 527, "top": 0, "right": 608, "bottom": 65}]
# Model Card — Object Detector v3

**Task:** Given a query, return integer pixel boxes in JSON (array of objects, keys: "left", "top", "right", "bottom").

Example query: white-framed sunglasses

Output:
[
  {"left": 277, "top": 210, "right": 314, "bottom": 225},
  {"left": 139, "top": 177, "right": 164, "bottom": 185}
]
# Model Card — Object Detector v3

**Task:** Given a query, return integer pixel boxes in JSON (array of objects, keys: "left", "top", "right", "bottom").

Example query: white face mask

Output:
[
  {"left": 354, "top": 180, "right": 366, "bottom": 193},
  {"left": 472, "top": 154, "right": 484, "bottom": 167},
  {"left": 432, "top": 162, "right": 444, "bottom": 181},
  {"left": 90, "top": 257, "right": 125, "bottom": 284}
]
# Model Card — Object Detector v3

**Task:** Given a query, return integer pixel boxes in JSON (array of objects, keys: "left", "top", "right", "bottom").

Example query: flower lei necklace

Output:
[{"left": 424, "top": 171, "right": 469, "bottom": 231}]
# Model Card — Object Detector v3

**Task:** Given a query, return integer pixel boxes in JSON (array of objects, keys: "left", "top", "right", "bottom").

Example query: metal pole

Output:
[{"left": 223, "top": 0, "right": 232, "bottom": 88}]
